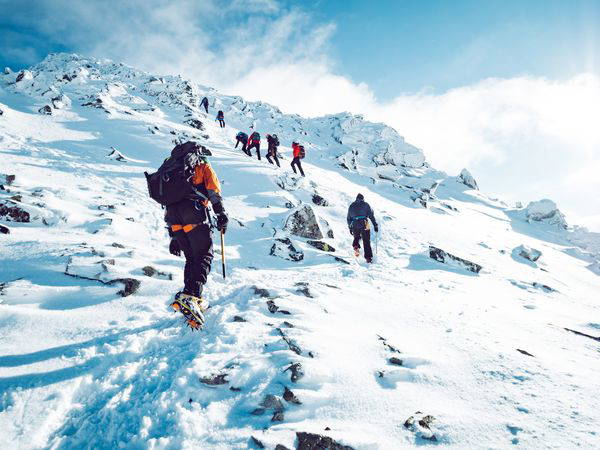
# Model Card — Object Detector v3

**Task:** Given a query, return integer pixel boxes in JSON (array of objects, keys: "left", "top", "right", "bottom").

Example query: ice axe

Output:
[{"left": 220, "top": 230, "right": 226, "bottom": 279}]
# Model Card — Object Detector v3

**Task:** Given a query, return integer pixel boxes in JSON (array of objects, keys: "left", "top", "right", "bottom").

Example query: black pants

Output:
[
  {"left": 166, "top": 201, "right": 214, "bottom": 297},
  {"left": 218, "top": 119, "right": 225, "bottom": 128},
  {"left": 291, "top": 157, "right": 304, "bottom": 176},
  {"left": 248, "top": 142, "right": 260, "bottom": 160},
  {"left": 352, "top": 226, "right": 372, "bottom": 261},
  {"left": 266, "top": 149, "right": 280, "bottom": 167},
  {"left": 202, "top": 103, "right": 208, "bottom": 113},
  {"left": 236, "top": 141, "right": 249, "bottom": 155}
]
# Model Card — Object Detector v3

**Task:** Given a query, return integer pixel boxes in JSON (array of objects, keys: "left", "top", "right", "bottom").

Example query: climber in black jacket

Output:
[{"left": 347, "top": 193, "right": 378, "bottom": 263}]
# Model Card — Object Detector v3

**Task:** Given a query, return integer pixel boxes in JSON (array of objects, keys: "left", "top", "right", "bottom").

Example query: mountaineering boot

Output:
[
  {"left": 171, "top": 292, "right": 209, "bottom": 330},
  {"left": 354, "top": 247, "right": 360, "bottom": 257}
]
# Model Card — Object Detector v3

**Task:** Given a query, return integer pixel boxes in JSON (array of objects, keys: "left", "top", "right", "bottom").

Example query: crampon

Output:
[{"left": 171, "top": 293, "right": 208, "bottom": 331}]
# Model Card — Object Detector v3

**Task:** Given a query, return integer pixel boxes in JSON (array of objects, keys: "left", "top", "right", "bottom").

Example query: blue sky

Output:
[
  {"left": 2, "top": 0, "right": 600, "bottom": 229},
  {"left": 2, "top": 0, "right": 599, "bottom": 100}
]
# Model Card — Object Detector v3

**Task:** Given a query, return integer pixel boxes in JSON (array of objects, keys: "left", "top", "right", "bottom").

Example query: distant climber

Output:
[
  {"left": 216, "top": 110, "right": 225, "bottom": 128},
  {"left": 235, "top": 131, "right": 250, "bottom": 156},
  {"left": 347, "top": 193, "right": 378, "bottom": 263},
  {"left": 200, "top": 96, "right": 209, "bottom": 114},
  {"left": 144, "top": 141, "right": 229, "bottom": 329},
  {"left": 291, "top": 142, "right": 305, "bottom": 177},
  {"left": 266, "top": 133, "right": 280, "bottom": 167},
  {"left": 247, "top": 131, "right": 261, "bottom": 160}
]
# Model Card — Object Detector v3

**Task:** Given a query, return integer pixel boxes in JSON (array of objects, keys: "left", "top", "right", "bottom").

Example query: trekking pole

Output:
[{"left": 220, "top": 230, "right": 226, "bottom": 279}]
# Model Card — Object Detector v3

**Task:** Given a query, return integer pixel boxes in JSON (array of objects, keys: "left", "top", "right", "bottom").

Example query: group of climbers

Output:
[
  {"left": 235, "top": 131, "right": 305, "bottom": 176},
  {"left": 145, "top": 140, "right": 378, "bottom": 330}
]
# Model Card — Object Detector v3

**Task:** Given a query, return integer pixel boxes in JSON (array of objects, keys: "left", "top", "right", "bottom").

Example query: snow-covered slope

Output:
[{"left": 1, "top": 54, "right": 599, "bottom": 449}]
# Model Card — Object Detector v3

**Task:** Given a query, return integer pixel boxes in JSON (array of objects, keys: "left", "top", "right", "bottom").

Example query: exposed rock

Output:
[
  {"left": 389, "top": 357, "right": 403, "bottom": 366},
  {"left": 3, "top": 67, "right": 11, "bottom": 75},
  {"left": 404, "top": 412, "right": 438, "bottom": 442},
  {"left": 199, "top": 373, "right": 229, "bottom": 385},
  {"left": 282, "top": 321, "right": 294, "bottom": 328},
  {"left": 0, "top": 224, "right": 10, "bottom": 234},
  {"left": 333, "top": 256, "right": 350, "bottom": 264},
  {"left": 38, "top": 105, "right": 53, "bottom": 115},
  {"left": 233, "top": 315, "right": 247, "bottom": 322},
  {"left": 142, "top": 265, "right": 173, "bottom": 280},
  {"left": 296, "top": 432, "right": 354, "bottom": 450},
  {"left": 270, "top": 238, "right": 304, "bottom": 262},
  {"left": 306, "top": 240, "right": 335, "bottom": 252},
  {"left": 285, "top": 201, "right": 295, "bottom": 209},
  {"left": 51, "top": 94, "right": 69, "bottom": 109},
  {"left": 275, "top": 445, "right": 290, "bottom": 450},
  {"left": 526, "top": 199, "right": 567, "bottom": 229},
  {"left": 295, "top": 282, "right": 313, "bottom": 298},
  {"left": 457, "top": 168, "right": 478, "bottom": 189},
  {"left": 4, "top": 175, "right": 15, "bottom": 185},
  {"left": 0, "top": 202, "right": 30, "bottom": 222},
  {"left": 111, "top": 242, "right": 125, "bottom": 248},
  {"left": 429, "top": 246, "right": 482, "bottom": 274},
  {"left": 517, "top": 349, "right": 534, "bottom": 357},
  {"left": 514, "top": 245, "right": 542, "bottom": 262},
  {"left": 311, "top": 193, "right": 329, "bottom": 206},
  {"left": 532, "top": 282, "right": 556, "bottom": 293},
  {"left": 184, "top": 118, "right": 204, "bottom": 130},
  {"left": 107, "top": 278, "right": 140, "bottom": 297},
  {"left": 252, "top": 286, "right": 271, "bottom": 298},
  {"left": 271, "top": 411, "right": 284, "bottom": 422},
  {"left": 250, "top": 436, "right": 265, "bottom": 448},
  {"left": 277, "top": 328, "right": 302, "bottom": 354},
  {"left": 283, "top": 386, "right": 301, "bottom": 404},
  {"left": 252, "top": 394, "right": 284, "bottom": 417},
  {"left": 267, "top": 300, "right": 291, "bottom": 315},
  {"left": 15, "top": 70, "right": 33, "bottom": 83},
  {"left": 564, "top": 327, "right": 600, "bottom": 342},
  {"left": 285, "top": 362, "right": 304, "bottom": 383},
  {"left": 284, "top": 205, "right": 323, "bottom": 239},
  {"left": 0, "top": 107, "right": 3, "bottom": 116}
]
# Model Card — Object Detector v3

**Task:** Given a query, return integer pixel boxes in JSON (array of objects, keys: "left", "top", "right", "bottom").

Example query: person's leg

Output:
[
  {"left": 362, "top": 229, "right": 373, "bottom": 262},
  {"left": 297, "top": 159, "right": 305, "bottom": 176},
  {"left": 179, "top": 225, "right": 214, "bottom": 296},
  {"left": 274, "top": 154, "right": 280, "bottom": 167},
  {"left": 256, "top": 144, "right": 261, "bottom": 160},
  {"left": 266, "top": 153, "right": 273, "bottom": 164},
  {"left": 291, "top": 158, "right": 298, "bottom": 174}
]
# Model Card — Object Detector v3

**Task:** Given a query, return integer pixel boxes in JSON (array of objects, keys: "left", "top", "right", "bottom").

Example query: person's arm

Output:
[
  {"left": 196, "top": 164, "right": 228, "bottom": 232},
  {"left": 368, "top": 204, "right": 378, "bottom": 231},
  {"left": 235, "top": 139, "right": 239, "bottom": 148},
  {"left": 347, "top": 206, "right": 353, "bottom": 229}
]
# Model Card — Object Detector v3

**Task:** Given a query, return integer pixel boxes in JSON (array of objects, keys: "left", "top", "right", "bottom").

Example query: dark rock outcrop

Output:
[
  {"left": 306, "top": 240, "right": 335, "bottom": 252},
  {"left": 250, "top": 436, "right": 265, "bottom": 448},
  {"left": 0, "top": 224, "right": 10, "bottom": 234},
  {"left": 199, "top": 373, "right": 229, "bottom": 385},
  {"left": 277, "top": 328, "right": 302, "bottom": 354},
  {"left": 311, "top": 194, "right": 329, "bottom": 206},
  {"left": 404, "top": 412, "right": 437, "bottom": 442},
  {"left": 266, "top": 299, "right": 291, "bottom": 315},
  {"left": 285, "top": 362, "right": 304, "bottom": 382},
  {"left": 283, "top": 386, "right": 301, "bottom": 404},
  {"left": 141, "top": 265, "right": 173, "bottom": 280},
  {"left": 284, "top": 205, "right": 323, "bottom": 239},
  {"left": 38, "top": 105, "right": 53, "bottom": 115},
  {"left": 429, "top": 246, "right": 482, "bottom": 273},
  {"left": 184, "top": 118, "right": 204, "bottom": 130},
  {"left": 107, "top": 278, "right": 140, "bottom": 297},
  {"left": 270, "top": 238, "right": 304, "bottom": 262},
  {"left": 296, "top": 432, "right": 354, "bottom": 450},
  {"left": 514, "top": 245, "right": 542, "bottom": 262},
  {"left": 0, "top": 202, "right": 30, "bottom": 222}
]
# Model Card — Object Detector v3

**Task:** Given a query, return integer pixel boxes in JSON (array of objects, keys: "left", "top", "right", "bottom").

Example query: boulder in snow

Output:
[
  {"left": 296, "top": 432, "right": 354, "bottom": 450},
  {"left": 0, "top": 201, "right": 30, "bottom": 222},
  {"left": 311, "top": 193, "right": 329, "bottom": 206},
  {"left": 283, "top": 386, "right": 301, "bottom": 404},
  {"left": 0, "top": 224, "right": 10, "bottom": 234},
  {"left": 525, "top": 199, "right": 567, "bottom": 229},
  {"left": 306, "top": 240, "right": 335, "bottom": 252},
  {"left": 15, "top": 70, "right": 33, "bottom": 83},
  {"left": 514, "top": 245, "right": 542, "bottom": 262},
  {"left": 457, "top": 168, "right": 478, "bottom": 190},
  {"left": 3, "top": 67, "right": 11, "bottom": 75},
  {"left": 404, "top": 412, "right": 438, "bottom": 442},
  {"left": 284, "top": 205, "right": 323, "bottom": 239},
  {"left": 184, "top": 118, "right": 204, "bottom": 130},
  {"left": 38, "top": 105, "right": 52, "bottom": 115},
  {"left": 429, "top": 246, "right": 482, "bottom": 273},
  {"left": 284, "top": 362, "right": 304, "bottom": 382},
  {"left": 270, "top": 238, "right": 304, "bottom": 262},
  {"left": 0, "top": 108, "right": 4, "bottom": 116}
]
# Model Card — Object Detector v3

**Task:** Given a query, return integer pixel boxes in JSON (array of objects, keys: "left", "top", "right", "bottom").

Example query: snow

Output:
[{"left": 1, "top": 53, "right": 600, "bottom": 449}]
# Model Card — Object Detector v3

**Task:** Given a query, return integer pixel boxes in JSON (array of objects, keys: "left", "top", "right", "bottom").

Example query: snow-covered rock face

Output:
[
  {"left": 457, "top": 168, "right": 478, "bottom": 190},
  {"left": 526, "top": 199, "right": 568, "bottom": 229},
  {"left": 2, "top": 52, "right": 600, "bottom": 449}
]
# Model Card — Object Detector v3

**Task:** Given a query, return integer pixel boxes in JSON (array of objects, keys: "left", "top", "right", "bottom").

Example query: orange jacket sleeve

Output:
[{"left": 193, "top": 163, "right": 222, "bottom": 196}]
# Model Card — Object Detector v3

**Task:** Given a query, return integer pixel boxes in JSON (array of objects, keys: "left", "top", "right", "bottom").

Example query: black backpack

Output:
[
  {"left": 299, "top": 145, "right": 306, "bottom": 159},
  {"left": 144, "top": 142, "right": 208, "bottom": 206}
]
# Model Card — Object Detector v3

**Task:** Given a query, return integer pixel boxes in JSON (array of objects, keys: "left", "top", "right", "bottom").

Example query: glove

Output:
[
  {"left": 169, "top": 239, "right": 181, "bottom": 256},
  {"left": 374, "top": 225, "right": 379, "bottom": 233},
  {"left": 216, "top": 213, "right": 229, "bottom": 233}
]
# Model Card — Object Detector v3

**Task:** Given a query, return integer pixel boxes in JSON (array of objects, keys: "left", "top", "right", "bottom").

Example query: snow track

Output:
[{"left": 1, "top": 54, "right": 599, "bottom": 449}]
